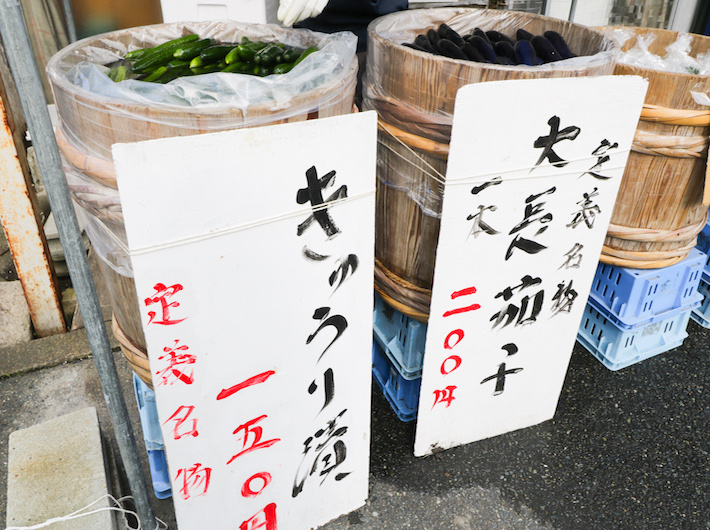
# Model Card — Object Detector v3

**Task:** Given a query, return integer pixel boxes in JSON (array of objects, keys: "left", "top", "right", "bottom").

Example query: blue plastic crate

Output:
[
  {"left": 373, "top": 293, "right": 427, "bottom": 380},
  {"left": 695, "top": 218, "right": 710, "bottom": 281},
  {"left": 372, "top": 341, "right": 421, "bottom": 422},
  {"left": 132, "top": 373, "right": 164, "bottom": 451},
  {"left": 147, "top": 449, "right": 172, "bottom": 500},
  {"left": 695, "top": 215, "right": 710, "bottom": 254},
  {"left": 588, "top": 247, "right": 704, "bottom": 329},
  {"left": 577, "top": 303, "right": 690, "bottom": 371},
  {"left": 690, "top": 279, "right": 710, "bottom": 329}
]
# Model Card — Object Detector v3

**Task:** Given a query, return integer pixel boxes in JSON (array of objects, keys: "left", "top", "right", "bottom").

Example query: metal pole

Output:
[
  {"left": 60, "top": 0, "right": 78, "bottom": 43},
  {"left": 0, "top": 2, "right": 158, "bottom": 529}
]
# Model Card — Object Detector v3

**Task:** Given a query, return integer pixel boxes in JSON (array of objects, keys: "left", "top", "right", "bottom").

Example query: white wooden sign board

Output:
[
  {"left": 113, "top": 111, "right": 378, "bottom": 530},
  {"left": 414, "top": 76, "right": 648, "bottom": 457}
]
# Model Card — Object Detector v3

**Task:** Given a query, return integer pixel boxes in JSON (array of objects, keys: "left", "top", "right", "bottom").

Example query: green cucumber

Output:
[
  {"left": 200, "top": 44, "right": 236, "bottom": 64},
  {"left": 293, "top": 46, "right": 318, "bottom": 66},
  {"left": 236, "top": 41, "right": 267, "bottom": 62},
  {"left": 273, "top": 62, "right": 295, "bottom": 74},
  {"left": 281, "top": 47, "right": 303, "bottom": 63},
  {"left": 190, "top": 63, "right": 221, "bottom": 75},
  {"left": 130, "top": 34, "right": 201, "bottom": 71},
  {"left": 167, "top": 59, "right": 189, "bottom": 69},
  {"left": 225, "top": 47, "right": 241, "bottom": 64},
  {"left": 151, "top": 34, "right": 200, "bottom": 53},
  {"left": 172, "top": 38, "right": 214, "bottom": 60},
  {"left": 221, "top": 61, "right": 250, "bottom": 73},
  {"left": 189, "top": 56, "right": 204, "bottom": 69},
  {"left": 112, "top": 65, "right": 128, "bottom": 82},
  {"left": 124, "top": 48, "right": 150, "bottom": 60},
  {"left": 132, "top": 48, "right": 177, "bottom": 73},
  {"left": 254, "top": 43, "right": 283, "bottom": 65},
  {"left": 154, "top": 66, "right": 190, "bottom": 84},
  {"left": 142, "top": 66, "right": 168, "bottom": 82}
]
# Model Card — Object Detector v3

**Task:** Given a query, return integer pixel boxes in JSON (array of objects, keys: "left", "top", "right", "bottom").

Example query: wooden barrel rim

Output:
[{"left": 112, "top": 316, "right": 153, "bottom": 388}]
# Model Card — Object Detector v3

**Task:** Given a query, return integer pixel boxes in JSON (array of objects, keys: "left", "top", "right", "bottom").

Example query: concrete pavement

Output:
[{"left": 1, "top": 316, "right": 708, "bottom": 529}]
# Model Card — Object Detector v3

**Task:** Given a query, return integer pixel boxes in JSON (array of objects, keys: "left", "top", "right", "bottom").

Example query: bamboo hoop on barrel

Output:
[
  {"left": 56, "top": 126, "right": 118, "bottom": 189},
  {"left": 598, "top": 252, "right": 688, "bottom": 269},
  {"left": 112, "top": 316, "right": 152, "bottom": 388},
  {"left": 640, "top": 103, "right": 710, "bottom": 126},
  {"left": 606, "top": 209, "right": 708, "bottom": 243},
  {"left": 377, "top": 120, "right": 450, "bottom": 159},
  {"left": 632, "top": 128, "right": 710, "bottom": 158},
  {"left": 375, "top": 257, "right": 432, "bottom": 321}
]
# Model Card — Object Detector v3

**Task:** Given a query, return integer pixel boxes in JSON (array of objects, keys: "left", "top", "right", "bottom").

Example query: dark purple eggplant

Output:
[
  {"left": 494, "top": 41, "right": 516, "bottom": 63},
  {"left": 543, "top": 30, "right": 576, "bottom": 59},
  {"left": 469, "top": 35, "right": 497, "bottom": 63},
  {"left": 438, "top": 23, "right": 465, "bottom": 46},
  {"left": 486, "top": 30, "right": 516, "bottom": 47},
  {"left": 414, "top": 34, "right": 436, "bottom": 53},
  {"left": 494, "top": 56, "right": 515, "bottom": 65},
  {"left": 435, "top": 38, "right": 469, "bottom": 60},
  {"left": 472, "top": 27, "right": 492, "bottom": 47},
  {"left": 516, "top": 28, "right": 535, "bottom": 41},
  {"left": 427, "top": 28, "right": 441, "bottom": 48},
  {"left": 460, "top": 42, "right": 489, "bottom": 63},
  {"left": 514, "top": 39, "right": 542, "bottom": 66},
  {"left": 403, "top": 42, "right": 429, "bottom": 53},
  {"left": 531, "top": 35, "right": 563, "bottom": 62}
]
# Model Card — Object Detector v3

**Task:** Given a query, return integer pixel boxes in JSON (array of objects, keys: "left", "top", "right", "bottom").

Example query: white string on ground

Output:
[{"left": 5, "top": 494, "right": 168, "bottom": 530}]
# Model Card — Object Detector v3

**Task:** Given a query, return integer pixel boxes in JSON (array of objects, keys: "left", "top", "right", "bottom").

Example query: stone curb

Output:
[{"left": 0, "top": 327, "right": 120, "bottom": 379}]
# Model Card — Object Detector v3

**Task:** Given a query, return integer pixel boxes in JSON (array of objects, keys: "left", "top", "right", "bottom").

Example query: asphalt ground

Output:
[{"left": 1, "top": 314, "right": 708, "bottom": 530}]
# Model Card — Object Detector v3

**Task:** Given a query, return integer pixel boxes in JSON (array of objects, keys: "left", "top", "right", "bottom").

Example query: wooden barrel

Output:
[
  {"left": 365, "top": 8, "right": 619, "bottom": 320},
  {"left": 600, "top": 27, "right": 710, "bottom": 269},
  {"left": 47, "top": 21, "right": 358, "bottom": 378}
]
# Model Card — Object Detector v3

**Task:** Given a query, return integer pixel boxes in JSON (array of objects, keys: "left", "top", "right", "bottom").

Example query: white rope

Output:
[
  {"left": 377, "top": 120, "right": 632, "bottom": 186},
  {"left": 5, "top": 495, "right": 169, "bottom": 530},
  {"left": 128, "top": 189, "right": 375, "bottom": 256}
]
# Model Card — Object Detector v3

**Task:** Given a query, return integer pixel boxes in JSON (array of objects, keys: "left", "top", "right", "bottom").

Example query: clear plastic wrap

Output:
[
  {"left": 691, "top": 82, "right": 710, "bottom": 106},
  {"left": 605, "top": 27, "right": 710, "bottom": 75},
  {"left": 47, "top": 20, "right": 357, "bottom": 162}
]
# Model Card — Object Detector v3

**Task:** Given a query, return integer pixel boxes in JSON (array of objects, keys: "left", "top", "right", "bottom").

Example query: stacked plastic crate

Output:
[
  {"left": 372, "top": 293, "right": 426, "bottom": 422},
  {"left": 577, "top": 247, "right": 705, "bottom": 370},
  {"left": 132, "top": 373, "right": 172, "bottom": 499},
  {"left": 691, "top": 219, "right": 710, "bottom": 327}
]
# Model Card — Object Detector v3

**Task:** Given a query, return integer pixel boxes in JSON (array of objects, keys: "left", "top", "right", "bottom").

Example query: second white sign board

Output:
[
  {"left": 414, "top": 76, "right": 648, "bottom": 457},
  {"left": 114, "top": 112, "right": 378, "bottom": 529}
]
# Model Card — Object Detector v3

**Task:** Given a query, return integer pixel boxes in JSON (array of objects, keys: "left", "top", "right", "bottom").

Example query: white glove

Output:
[{"left": 278, "top": 0, "right": 330, "bottom": 27}]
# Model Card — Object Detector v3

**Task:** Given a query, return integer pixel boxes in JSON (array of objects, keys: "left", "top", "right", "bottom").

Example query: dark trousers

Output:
[{"left": 298, "top": 0, "right": 408, "bottom": 52}]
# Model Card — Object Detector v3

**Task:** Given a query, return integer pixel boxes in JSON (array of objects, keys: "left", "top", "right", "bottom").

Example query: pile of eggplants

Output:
[{"left": 404, "top": 23, "right": 577, "bottom": 66}]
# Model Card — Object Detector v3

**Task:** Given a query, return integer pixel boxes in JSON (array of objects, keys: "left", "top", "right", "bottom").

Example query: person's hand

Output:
[{"left": 277, "top": 0, "right": 330, "bottom": 27}]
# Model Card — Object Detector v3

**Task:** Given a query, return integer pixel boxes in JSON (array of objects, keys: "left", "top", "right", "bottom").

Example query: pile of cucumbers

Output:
[
  {"left": 404, "top": 23, "right": 578, "bottom": 66},
  {"left": 107, "top": 33, "right": 319, "bottom": 83}
]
